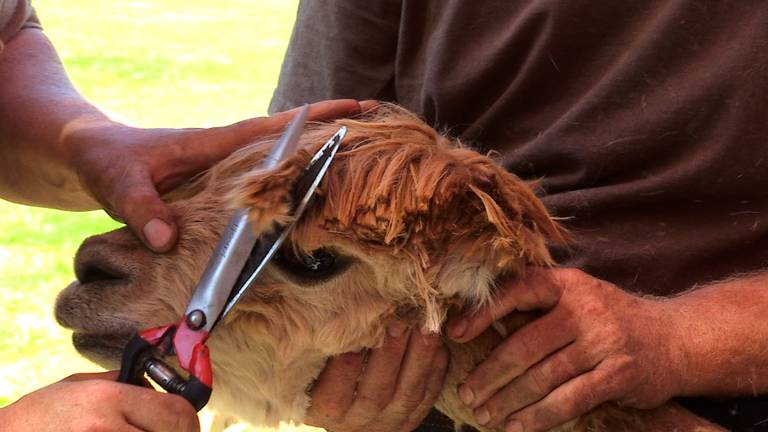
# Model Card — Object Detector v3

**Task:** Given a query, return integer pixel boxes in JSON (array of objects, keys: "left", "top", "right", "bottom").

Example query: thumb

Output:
[
  {"left": 167, "top": 98, "right": 372, "bottom": 179},
  {"left": 111, "top": 169, "right": 178, "bottom": 253},
  {"left": 447, "top": 268, "right": 563, "bottom": 342},
  {"left": 446, "top": 306, "right": 500, "bottom": 344}
]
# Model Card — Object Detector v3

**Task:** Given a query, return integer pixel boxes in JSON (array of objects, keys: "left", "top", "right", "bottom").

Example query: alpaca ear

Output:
[
  {"left": 433, "top": 154, "right": 565, "bottom": 312},
  {"left": 228, "top": 147, "right": 313, "bottom": 235},
  {"left": 467, "top": 172, "right": 564, "bottom": 270}
]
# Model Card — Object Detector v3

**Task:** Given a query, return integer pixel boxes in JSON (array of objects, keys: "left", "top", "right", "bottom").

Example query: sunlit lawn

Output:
[{"left": 0, "top": 1, "right": 315, "bottom": 430}]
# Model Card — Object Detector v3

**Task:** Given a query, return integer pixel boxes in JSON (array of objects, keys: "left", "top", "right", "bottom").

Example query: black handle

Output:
[
  {"left": 117, "top": 334, "right": 211, "bottom": 411},
  {"left": 118, "top": 334, "right": 153, "bottom": 385}
]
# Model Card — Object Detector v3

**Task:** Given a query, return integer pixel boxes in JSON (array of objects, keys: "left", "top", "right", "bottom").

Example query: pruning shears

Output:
[{"left": 117, "top": 104, "right": 347, "bottom": 411}]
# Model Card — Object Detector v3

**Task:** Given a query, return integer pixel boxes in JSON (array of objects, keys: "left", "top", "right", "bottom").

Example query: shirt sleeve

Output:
[
  {"left": 268, "top": 0, "right": 401, "bottom": 114},
  {"left": 0, "top": 0, "right": 41, "bottom": 50}
]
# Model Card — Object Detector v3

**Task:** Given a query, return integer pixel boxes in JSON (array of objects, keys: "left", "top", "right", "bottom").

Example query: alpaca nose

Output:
[
  {"left": 76, "top": 256, "right": 130, "bottom": 284},
  {"left": 74, "top": 228, "right": 139, "bottom": 285}
]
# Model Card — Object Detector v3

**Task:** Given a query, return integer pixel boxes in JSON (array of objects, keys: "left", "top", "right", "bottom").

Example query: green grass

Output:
[{"left": 0, "top": 1, "right": 315, "bottom": 430}]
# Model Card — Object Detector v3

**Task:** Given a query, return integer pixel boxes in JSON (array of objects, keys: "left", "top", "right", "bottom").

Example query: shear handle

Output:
[{"left": 117, "top": 325, "right": 212, "bottom": 411}]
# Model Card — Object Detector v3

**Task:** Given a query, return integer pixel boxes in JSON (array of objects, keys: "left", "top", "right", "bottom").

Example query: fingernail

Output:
[
  {"left": 506, "top": 420, "right": 523, "bottom": 432},
  {"left": 474, "top": 408, "right": 490, "bottom": 425},
  {"left": 458, "top": 384, "right": 474, "bottom": 405},
  {"left": 387, "top": 321, "right": 407, "bottom": 338},
  {"left": 143, "top": 218, "right": 173, "bottom": 250},
  {"left": 449, "top": 319, "right": 468, "bottom": 339}
]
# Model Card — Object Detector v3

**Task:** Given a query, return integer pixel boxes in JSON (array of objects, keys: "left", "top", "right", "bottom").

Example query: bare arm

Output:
[
  {"left": 0, "top": 28, "right": 368, "bottom": 251},
  {"left": 669, "top": 272, "right": 768, "bottom": 397},
  {"left": 0, "top": 28, "right": 107, "bottom": 209}
]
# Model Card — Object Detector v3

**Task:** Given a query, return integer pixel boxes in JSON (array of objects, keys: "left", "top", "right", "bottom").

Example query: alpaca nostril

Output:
[{"left": 76, "top": 259, "right": 130, "bottom": 285}]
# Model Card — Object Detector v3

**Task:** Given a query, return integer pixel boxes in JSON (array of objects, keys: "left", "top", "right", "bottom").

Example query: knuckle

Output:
[
  {"left": 121, "top": 188, "right": 159, "bottom": 209},
  {"left": 608, "top": 354, "right": 639, "bottom": 385},
  {"left": 600, "top": 324, "right": 628, "bottom": 351},
  {"left": 393, "top": 389, "right": 426, "bottom": 412},
  {"left": 527, "top": 365, "right": 552, "bottom": 397},
  {"left": 431, "top": 348, "right": 450, "bottom": 378},
  {"left": 355, "top": 393, "right": 389, "bottom": 413},
  {"left": 514, "top": 333, "right": 537, "bottom": 364},
  {"left": 403, "top": 419, "right": 423, "bottom": 431},
  {"left": 88, "top": 381, "right": 120, "bottom": 401},
  {"left": 527, "top": 405, "right": 564, "bottom": 432},
  {"left": 567, "top": 384, "right": 602, "bottom": 415},
  {"left": 310, "top": 401, "right": 347, "bottom": 423},
  {"left": 342, "top": 412, "right": 374, "bottom": 430},
  {"left": 381, "top": 335, "right": 409, "bottom": 354},
  {"left": 81, "top": 418, "right": 112, "bottom": 432},
  {"left": 554, "top": 267, "right": 584, "bottom": 285},
  {"left": 547, "top": 353, "right": 578, "bottom": 381},
  {"left": 169, "top": 397, "right": 198, "bottom": 424},
  {"left": 482, "top": 399, "right": 507, "bottom": 427}
]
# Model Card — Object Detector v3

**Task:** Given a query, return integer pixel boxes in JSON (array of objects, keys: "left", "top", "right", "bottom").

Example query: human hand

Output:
[
  {"left": 0, "top": 371, "right": 199, "bottom": 431},
  {"left": 65, "top": 99, "right": 373, "bottom": 252},
  {"left": 447, "top": 268, "right": 683, "bottom": 432},
  {"left": 305, "top": 323, "right": 449, "bottom": 432}
]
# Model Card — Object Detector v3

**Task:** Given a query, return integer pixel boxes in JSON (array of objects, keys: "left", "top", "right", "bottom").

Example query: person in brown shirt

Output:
[
  {"left": 271, "top": 1, "right": 768, "bottom": 431},
  {"left": 0, "top": 1, "right": 367, "bottom": 430}
]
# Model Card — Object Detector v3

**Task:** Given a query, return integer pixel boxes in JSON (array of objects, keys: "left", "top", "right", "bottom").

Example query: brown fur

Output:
[{"left": 56, "top": 105, "right": 722, "bottom": 431}]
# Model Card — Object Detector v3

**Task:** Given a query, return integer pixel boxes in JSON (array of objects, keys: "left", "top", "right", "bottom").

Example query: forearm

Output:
[
  {"left": 0, "top": 28, "right": 114, "bottom": 209},
  {"left": 665, "top": 272, "right": 768, "bottom": 397}
]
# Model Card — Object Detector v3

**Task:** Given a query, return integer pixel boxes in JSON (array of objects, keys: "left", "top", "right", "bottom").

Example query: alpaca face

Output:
[
  {"left": 55, "top": 106, "right": 560, "bottom": 426},
  {"left": 55, "top": 199, "right": 411, "bottom": 425}
]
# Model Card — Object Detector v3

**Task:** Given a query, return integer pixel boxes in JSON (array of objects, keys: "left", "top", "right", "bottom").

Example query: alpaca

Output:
[{"left": 55, "top": 106, "right": 721, "bottom": 431}]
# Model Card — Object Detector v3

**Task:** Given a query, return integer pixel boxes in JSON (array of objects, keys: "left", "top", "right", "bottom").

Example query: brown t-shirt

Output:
[
  {"left": 271, "top": 0, "right": 768, "bottom": 298},
  {"left": 0, "top": 0, "right": 40, "bottom": 51}
]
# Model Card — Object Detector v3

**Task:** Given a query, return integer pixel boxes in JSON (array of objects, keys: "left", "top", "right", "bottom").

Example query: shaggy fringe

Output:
[{"left": 216, "top": 104, "right": 565, "bottom": 331}]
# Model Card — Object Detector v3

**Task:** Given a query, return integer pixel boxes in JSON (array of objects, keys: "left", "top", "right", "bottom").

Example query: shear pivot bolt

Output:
[{"left": 187, "top": 310, "right": 206, "bottom": 330}]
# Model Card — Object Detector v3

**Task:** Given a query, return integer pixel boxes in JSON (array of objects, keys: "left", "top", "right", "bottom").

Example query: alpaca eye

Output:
[
  {"left": 273, "top": 247, "right": 344, "bottom": 280},
  {"left": 298, "top": 249, "right": 336, "bottom": 272}
]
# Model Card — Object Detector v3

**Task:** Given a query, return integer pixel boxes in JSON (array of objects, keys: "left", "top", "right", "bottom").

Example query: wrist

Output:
[
  {"left": 657, "top": 276, "right": 768, "bottom": 398},
  {"left": 649, "top": 297, "right": 694, "bottom": 400},
  {"left": 59, "top": 116, "right": 126, "bottom": 165}
]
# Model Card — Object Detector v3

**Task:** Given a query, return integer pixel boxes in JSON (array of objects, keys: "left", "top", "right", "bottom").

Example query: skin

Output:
[
  {"left": 306, "top": 323, "right": 449, "bottom": 432},
  {"left": 0, "top": 372, "right": 199, "bottom": 432},
  {"left": 0, "top": 26, "right": 371, "bottom": 432},
  {"left": 446, "top": 267, "right": 768, "bottom": 432},
  {"left": 0, "top": 28, "right": 370, "bottom": 251}
]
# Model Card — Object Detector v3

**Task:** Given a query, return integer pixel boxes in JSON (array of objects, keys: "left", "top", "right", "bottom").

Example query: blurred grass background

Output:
[{"left": 0, "top": 1, "right": 316, "bottom": 430}]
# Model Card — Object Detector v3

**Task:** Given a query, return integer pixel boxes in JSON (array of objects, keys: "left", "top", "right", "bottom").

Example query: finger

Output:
[
  {"left": 120, "top": 386, "right": 200, "bottom": 432},
  {"left": 306, "top": 351, "right": 366, "bottom": 427},
  {"left": 448, "top": 267, "right": 562, "bottom": 342},
  {"left": 60, "top": 370, "right": 118, "bottom": 383},
  {"left": 344, "top": 322, "right": 411, "bottom": 424},
  {"left": 459, "top": 305, "right": 577, "bottom": 409},
  {"left": 162, "top": 99, "right": 368, "bottom": 185},
  {"left": 388, "top": 330, "right": 443, "bottom": 417},
  {"left": 505, "top": 366, "right": 618, "bottom": 432},
  {"left": 476, "top": 342, "right": 598, "bottom": 428},
  {"left": 405, "top": 343, "right": 450, "bottom": 429},
  {"left": 359, "top": 100, "right": 380, "bottom": 111},
  {"left": 246, "top": 99, "right": 365, "bottom": 139},
  {"left": 298, "top": 99, "right": 367, "bottom": 122},
  {"left": 111, "top": 167, "right": 177, "bottom": 253}
]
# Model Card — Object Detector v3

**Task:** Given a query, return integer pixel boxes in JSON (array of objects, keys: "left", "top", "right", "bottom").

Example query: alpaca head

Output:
[{"left": 55, "top": 105, "right": 563, "bottom": 426}]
